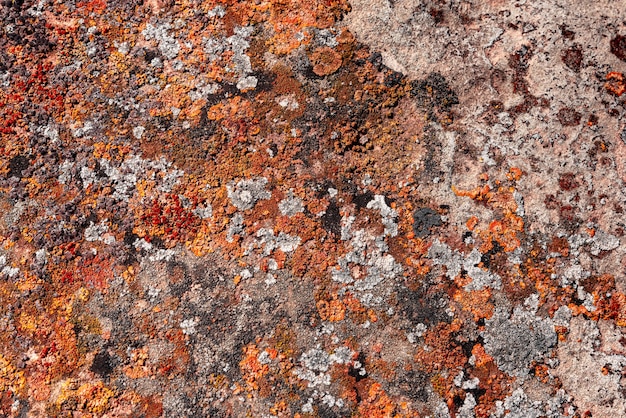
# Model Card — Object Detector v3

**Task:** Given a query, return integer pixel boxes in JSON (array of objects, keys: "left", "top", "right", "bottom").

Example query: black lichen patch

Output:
[
  {"left": 143, "top": 48, "right": 159, "bottom": 63},
  {"left": 560, "top": 25, "right": 576, "bottom": 40},
  {"left": 348, "top": 352, "right": 368, "bottom": 382},
  {"left": 317, "top": 404, "right": 339, "bottom": 418},
  {"left": 410, "top": 73, "right": 459, "bottom": 110},
  {"left": 90, "top": 350, "right": 114, "bottom": 377},
  {"left": 383, "top": 70, "right": 404, "bottom": 87},
  {"left": 322, "top": 200, "right": 342, "bottom": 235},
  {"left": 397, "top": 287, "right": 450, "bottom": 327},
  {"left": 412, "top": 207, "right": 442, "bottom": 238},
  {"left": 352, "top": 190, "right": 374, "bottom": 209},
  {"left": 398, "top": 369, "right": 429, "bottom": 402},
  {"left": 7, "top": 154, "right": 30, "bottom": 178},
  {"left": 480, "top": 240, "right": 503, "bottom": 269}
]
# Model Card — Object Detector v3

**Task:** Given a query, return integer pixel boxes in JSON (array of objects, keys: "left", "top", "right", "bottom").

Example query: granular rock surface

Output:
[{"left": 1, "top": 0, "right": 626, "bottom": 416}]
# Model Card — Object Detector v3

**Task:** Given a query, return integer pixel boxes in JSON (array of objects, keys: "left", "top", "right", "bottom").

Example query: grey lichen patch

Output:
[
  {"left": 228, "top": 26, "right": 254, "bottom": 75},
  {"left": 294, "top": 352, "right": 332, "bottom": 388},
  {"left": 482, "top": 296, "right": 557, "bottom": 377},
  {"left": 192, "top": 202, "right": 213, "bottom": 219},
  {"left": 148, "top": 248, "right": 178, "bottom": 262},
  {"left": 187, "top": 80, "right": 219, "bottom": 102},
  {"left": 142, "top": 22, "right": 180, "bottom": 60},
  {"left": 366, "top": 194, "right": 399, "bottom": 237},
  {"left": 179, "top": 318, "right": 198, "bottom": 335},
  {"left": 589, "top": 229, "right": 620, "bottom": 256},
  {"left": 429, "top": 241, "right": 501, "bottom": 290},
  {"left": 226, "top": 212, "right": 244, "bottom": 243},
  {"left": 84, "top": 220, "right": 115, "bottom": 244},
  {"left": 428, "top": 239, "right": 463, "bottom": 280},
  {"left": 207, "top": 5, "right": 226, "bottom": 18},
  {"left": 564, "top": 230, "right": 621, "bottom": 258},
  {"left": 236, "top": 75, "right": 258, "bottom": 91},
  {"left": 278, "top": 191, "right": 304, "bottom": 217},
  {"left": 204, "top": 25, "right": 257, "bottom": 91},
  {"left": 0, "top": 255, "right": 19, "bottom": 279},
  {"left": 492, "top": 388, "right": 544, "bottom": 418},
  {"left": 301, "top": 348, "right": 331, "bottom": 372},
  {"left": 551, "top": 306, "right": 572, "bottom": 328},
  {"left": 227, "top": 177, "right": 271, "bottom": 210},
  {"left": 106, "top": 155, "right": 181, "bottom": 198},
  {"left": 294, "top": 346, "right": 355, "bottom": 389},
  {"left": 332, "top": 221, "right": 403, "bottom": 307},
  {"left": 312, "top": 28, "right": 338, "bottom": 47},
  {"left": 73, "top": 154, "right": 182, "bottom": 201},
  {"left": 254, "top": 228, "right": 301, "bottom": 255},
  {"left": 132, "top": 125, "right": 145, "bottom": 139},
  {"left": 84, "top": 220, "right": 108, "bottom": 242},
  {"left": 463, "top": 249, "right": 502, "bottom": 291},
  {"left": 456, "top": 393, "right": 477, "bottom": 418}
]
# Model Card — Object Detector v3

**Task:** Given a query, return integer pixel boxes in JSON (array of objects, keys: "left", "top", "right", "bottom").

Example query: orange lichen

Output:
[
  {"left": 51, "top": 379, "right": 115, "bottom": 415},
  {"left": 452, "top": 184, "right": 491, "bottom": 201},
  {"left": 316, "top": 297, "right": 346, "bottom": 321},
  {"left": 548, "top": 236, "right": 570, "bottom": 257},
  {"left": 76, "top": 0, "right": 107, "bottom": 13},
  {"left": 469, "top": 345, "right": 514, "bottom": 417},
  {"left": 343, "top": 292, "right": 369, "bottom": 323},
  {"left": 400, "top": 232, "right": 432, "bottom": 288},
  {"left": 124, "top": 347, "right": 152, "bottom": 379},
  {"left": 455, "top": 178, "right": 525, "bottom": 253},
  {"left": 240, "top": 344, "right": 270, "bottom": 391},
  {"left": 506, "top": 166, "right": 523, "bottom": 181},
  {"left": 0, "top": 0, "right": 619, "bottom": 415},
  {"left": 356, "top": 382, "right": 395, "bottom": 418},
  {"left": 466, "top": 216, "right": 479, "bottom": 231},
  {"left": 453, "top": 288, "right": 494, "bottom": 322},
  {"left": 76, "top": 381, "right": 115, "bottom": 414},
  {"left": 310, "top": 46, "right": 343, "bottom": 76},
  {"left": 605, "top": 71, "right": 625, "bottom": 96},
  {"left": 470, "top": 344, "right": 493, "bottom": 368},
  {"left": 415, "top": 321, "right": 465, "bottom": 373},
  {"left": 585, "top": 288, "right": 626, "bottom": 327}
]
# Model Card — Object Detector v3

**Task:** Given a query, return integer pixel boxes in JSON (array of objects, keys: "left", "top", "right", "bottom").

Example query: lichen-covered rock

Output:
[{"left": 1, "top": 0, "right": 625, "bottom": 416}]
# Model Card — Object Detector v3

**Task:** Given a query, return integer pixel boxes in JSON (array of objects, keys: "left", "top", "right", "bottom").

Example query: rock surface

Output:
[{"left": 0, "top": 0, "right": 625, "bottom": 416}]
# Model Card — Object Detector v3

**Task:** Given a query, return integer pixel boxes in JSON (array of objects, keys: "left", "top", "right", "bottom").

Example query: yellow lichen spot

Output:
[
  {"left": 76, "top": 286, "right": 90, "bottom": 302},
  {"left": 122, "top": 265, "right": 136, "bottom": 284},
  {"left": 54, "top": 378, "right": 78, "bottom": 407},
  {"left": 0, "top": 354, "right": 26, "bottom": 395},
  {"left": 77, "top": 381, "right": 115, "bottom": 414},
  {"left": 18, "top": 312, "right": 38, "bottom": 334}
]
